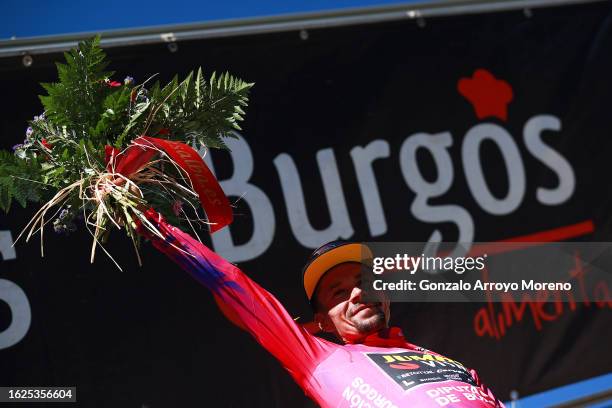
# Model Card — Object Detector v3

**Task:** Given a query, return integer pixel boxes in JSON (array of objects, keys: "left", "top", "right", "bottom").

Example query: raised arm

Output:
[{"left": 137, "top": 209, "right": 331, "bottom": 387}]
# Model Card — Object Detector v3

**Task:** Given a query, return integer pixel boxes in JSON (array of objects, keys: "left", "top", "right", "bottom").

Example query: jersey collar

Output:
[{"left": 359, "top": 327, "right": 415, "bottom": 349}]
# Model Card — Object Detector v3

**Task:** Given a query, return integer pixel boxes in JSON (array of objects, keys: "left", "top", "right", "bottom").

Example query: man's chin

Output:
[{"left": 353, "top": 312, "right": 386, "bottom": 334}]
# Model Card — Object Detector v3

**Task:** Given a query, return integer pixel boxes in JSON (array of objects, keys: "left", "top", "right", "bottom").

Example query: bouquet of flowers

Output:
[{"left": 0, "top": 36, "right": 253, "bottom": 269}]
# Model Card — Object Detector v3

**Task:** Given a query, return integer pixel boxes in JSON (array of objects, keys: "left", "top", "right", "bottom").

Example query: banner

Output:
[{"left": 1, "top": 1, "right": 611, "bottom": 406}]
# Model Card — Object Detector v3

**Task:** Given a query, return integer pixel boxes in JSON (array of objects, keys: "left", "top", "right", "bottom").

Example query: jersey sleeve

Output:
[{"left": 137, "top": 209, "right": 331, "bottom": 387}]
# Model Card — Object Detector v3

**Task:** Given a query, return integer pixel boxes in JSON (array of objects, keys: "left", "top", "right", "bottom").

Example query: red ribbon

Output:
[{"left": 105, "top": 137, "right": 232, "bottom": 233}]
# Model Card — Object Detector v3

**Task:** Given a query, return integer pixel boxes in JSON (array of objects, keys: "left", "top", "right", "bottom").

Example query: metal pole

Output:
[{"left": 0, "top": 0, "right": 606, "bottom": 58}]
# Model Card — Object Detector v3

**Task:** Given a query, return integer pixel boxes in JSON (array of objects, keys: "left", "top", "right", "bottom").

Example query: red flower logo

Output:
[{"left": 457, "top": 69, "right": 513, "bottom": 122}]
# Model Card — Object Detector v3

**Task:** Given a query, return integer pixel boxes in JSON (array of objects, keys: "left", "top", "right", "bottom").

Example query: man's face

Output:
[{"left": 313, "top": 263, "right": 390, "bottom": 343}]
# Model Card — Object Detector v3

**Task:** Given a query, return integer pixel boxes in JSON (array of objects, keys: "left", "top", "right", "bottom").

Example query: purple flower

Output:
[
  {"left": 172, "top": 200, "right": 183, "bottom": 216},
  {"left": 25, "top": 127, "right": 33, "bottom": 138},
  {"left": 12, "top": 143, "right": 23, "bottom": 151},
  {"left": 53, "top": 222, "right": 76, "bottom": 234},
  {"left": 33, "top": 112, "right": 45, "bottom": 122},
  {"left": 124, "top": 76, "right": 134, "bottom": 85},
  {"left": 53, "top": 207, "right": 77, "bottom": 235}
]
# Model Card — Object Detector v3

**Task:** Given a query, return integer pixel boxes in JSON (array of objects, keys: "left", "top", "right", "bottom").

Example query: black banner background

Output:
[{"left": 1, "top": 1, "right": 612, "bottom": 406}]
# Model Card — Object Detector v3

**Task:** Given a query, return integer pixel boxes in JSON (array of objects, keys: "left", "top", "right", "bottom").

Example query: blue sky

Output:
[{"left": 1, "top": 0, "right": 425, "bottom": 40}]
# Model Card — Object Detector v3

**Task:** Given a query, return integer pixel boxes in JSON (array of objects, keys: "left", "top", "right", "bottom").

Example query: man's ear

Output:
[{"left": 314, "top": 312, "right": 335, "bottom": 333}]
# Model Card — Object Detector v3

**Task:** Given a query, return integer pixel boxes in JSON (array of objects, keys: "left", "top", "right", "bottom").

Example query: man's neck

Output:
[{"left": 341, "top": 326, "right": 402, "bottom": 345}]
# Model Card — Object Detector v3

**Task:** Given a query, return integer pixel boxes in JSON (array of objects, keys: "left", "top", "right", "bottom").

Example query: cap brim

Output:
[{"left": 303, "top": 243, "right": 373, "bottom": 301}]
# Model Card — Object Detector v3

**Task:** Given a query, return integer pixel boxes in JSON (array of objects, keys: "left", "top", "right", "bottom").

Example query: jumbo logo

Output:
[
  {"left": 380, "top": 353, "right": 465, "bottom": 370},
  {"left": 203, "top": 68, "right": 579, "bottom": 263},
  {"left": 365, "top": 352, "right": 476, "bottom": 391}
]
